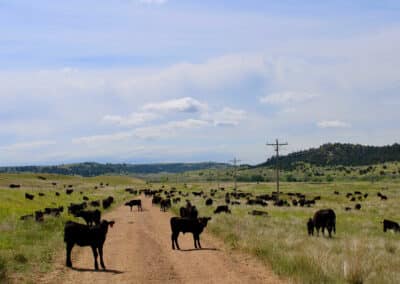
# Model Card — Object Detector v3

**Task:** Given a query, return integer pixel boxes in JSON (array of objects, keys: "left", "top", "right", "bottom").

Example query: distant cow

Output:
[
  {"left": 383, "top": 219, "right": 400, "bottom": 233},
  {"left": 90, "top": 200, "right": 100, "bottom": 207},
  {"left": 44, "top": 206, "right": 64, "bottom": 217},
  {"left": 170, "top": 217, "right": 211, "bottom": 250},
  {"left": 307, "top": 218, "right": 314, "bottom": 236},
  {"left": 38, "top": 192, "right": 45, "bottom": 197},
  {"left": 102, "top": 196, "right": 114, "bottom": 209},
  {"left": 180, "top": 204, "right": 198, "bottom": 219},
  {"left": 205, "top": 198, "right": 213, "bottom": 206},
  {"left": 25, "top": 193, "right": 34, "bottom": 200},
  {"left": 160, "top": 199, "right": 171, "bottom": 212},
  {"left": 75, "top": 209, "right": 101, "bottom": 226},
  {"left": 214, "top": 205, "right": 231, "bottom": 214},
  {"left": 66, "top": 189, "right": 74, "bottom": 195},
  {"left": 64, "top": 220, "right": 115, "bottom": 270},
  {"left": 9, "top": 184, "right": 21, "bottom": 188},
  {"left": 355, "top": 203, "right": 361, "bottom": 210},
  {"left": 68, "top": 202, "right": 87, "bottom": 215},
  {"left": 55, "top": 192, "right": 60, "bottom": 196},
  {"left": 308, "top": 209, "right": 336, "bottom": 237},
  {"left": 125, "top": 199, "right": 143, "bottom": 211}
]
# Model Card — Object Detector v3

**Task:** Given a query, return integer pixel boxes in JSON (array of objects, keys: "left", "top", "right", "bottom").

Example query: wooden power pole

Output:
[
  {"left": 267, "top": 139, "right": 288, "bottom": 198},
  {"left": 229, "top": 157, "right": 241, "bottom": 191}
]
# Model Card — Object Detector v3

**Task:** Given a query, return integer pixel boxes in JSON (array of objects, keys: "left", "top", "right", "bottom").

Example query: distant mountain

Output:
[
  {"left": 0, "top": 162, "right": 230, "bottom": 177},
  {"left": 259, "top": 143, "right": 400, "bottom": 169}
]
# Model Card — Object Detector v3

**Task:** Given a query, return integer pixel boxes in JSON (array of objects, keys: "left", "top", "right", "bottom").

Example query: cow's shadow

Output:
[
  {"left": 178, "top": 247, "right": 219, "bottom": 252},
  {"left": 69, "top": 267, "right": 124, "bottom": 274}
]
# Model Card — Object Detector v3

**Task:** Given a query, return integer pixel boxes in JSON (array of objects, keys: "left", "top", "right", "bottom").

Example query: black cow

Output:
[
  {"left": 308, "top": 209, "right": 336, "bottom": 237},
  {"left": 90, "top": 200, "right": 100, "bottom": 207},
  {"left": 64, "top": 220, "right": 115, "bottom": 270},
  {"left": 307, "top": 218, "right": 314, "bottom": 236},
  {"left": 205, "top": 198, "right": 213, "bottom": 206},
  {"left": 180, "top": 205, "right": 198, "bottom": 219},
  {"left": 66, "top": 189, "right": 74, "bottom": 195},
  {"left": 383, "top": 219, "right": 400, "bottom": 233},
  {"left": 125, "top": 199, "right": 143, "bottom": 211},
  {"left": 160, "top": 199, "right": 171, "bottom": 212},
  {"left": 75, "top": 209, "right": 101, "bottom": 226},
  {"left": 102, "top": 196, "right": 114, "bottom": 209},
  {"left": 170, "top": 217, "right": 211, "bottom": 250},
  {"left": 44, "top": 206, "right": 64, "bottom": 217},
  {"left": 68, "top": 202, "right": 87, "bottom": 215},
  {"left": 25, "top": 193, "right": 34, "bottom": 200},
  {"left": 214, "top": 205, "right": 231, "bottom": 214},
  {"left": 355, "top": 203, "right": 361, "bottom": 210}
]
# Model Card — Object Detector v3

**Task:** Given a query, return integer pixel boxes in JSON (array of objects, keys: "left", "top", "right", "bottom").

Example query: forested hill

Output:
[
  {"left": 0, "top": 162, "right": 229, "bottom": 177},
  {"left": 260, "top": 143, "right": 400, "bottom": 169}
]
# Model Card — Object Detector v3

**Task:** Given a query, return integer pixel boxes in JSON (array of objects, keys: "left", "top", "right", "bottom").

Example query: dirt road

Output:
[{"left": 42, "top": 197, "right": 284, "bottom": 283}]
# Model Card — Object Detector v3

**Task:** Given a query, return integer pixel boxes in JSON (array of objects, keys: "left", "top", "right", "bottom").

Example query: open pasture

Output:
[
  {"left": 161, "top": 181, "right": 400, "bottom": 283},
  {"left": 0, "top": 173, "right": 143, "bottom": 283}
]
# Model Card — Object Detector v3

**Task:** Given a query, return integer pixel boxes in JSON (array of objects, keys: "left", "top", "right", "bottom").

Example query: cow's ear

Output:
[{"left": 109, "top": 221, "right": 115, "bottom": 227}]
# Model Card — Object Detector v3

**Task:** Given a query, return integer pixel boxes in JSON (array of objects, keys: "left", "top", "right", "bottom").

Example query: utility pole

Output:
[
  {"left": 266, "top": 139, "right": 288, "bottom": 198},
  {"left": 229, "top": 157, "right": 241, "bottom": 191}
]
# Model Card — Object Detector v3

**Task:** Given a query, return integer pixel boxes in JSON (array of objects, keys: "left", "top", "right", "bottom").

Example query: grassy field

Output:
[
  {"left": 164, "top": 180, "right": 400, "bottom": 284},
  {"left": 147, "top": 161, "right": 400, "bottom": 183},
  {"left": 1, "top": 172, "right": 399, "bottom": 283},
  {"left": 0, "top": 173, "right": 144, "bottom": 283}
]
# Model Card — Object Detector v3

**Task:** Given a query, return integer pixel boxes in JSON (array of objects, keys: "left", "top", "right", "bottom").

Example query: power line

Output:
[{"left": 266, "top": 139, "right": 288, "bottom": 199}]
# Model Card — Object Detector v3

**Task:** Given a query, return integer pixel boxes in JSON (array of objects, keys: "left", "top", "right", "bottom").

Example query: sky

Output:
[{"left": 0, "top": 0, "right": 399, "bottom": 166}]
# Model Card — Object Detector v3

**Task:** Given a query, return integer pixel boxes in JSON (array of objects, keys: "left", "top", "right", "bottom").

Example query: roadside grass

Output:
[
  {"left": 0, "top": 173, "right": 144, "bottom": 283},
  {"left": 167, "top": 180, "right": 400, "bottom": 283}
]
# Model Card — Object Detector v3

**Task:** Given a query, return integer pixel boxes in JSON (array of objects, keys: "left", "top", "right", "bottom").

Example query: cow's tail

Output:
[{"left": 334, "top": 217, "right": 336, "bottom": 234}]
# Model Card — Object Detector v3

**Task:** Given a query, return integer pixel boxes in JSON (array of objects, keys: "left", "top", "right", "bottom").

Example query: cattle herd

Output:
[{"left": 14, "top": 182, "right": 400, "bottom": 271}]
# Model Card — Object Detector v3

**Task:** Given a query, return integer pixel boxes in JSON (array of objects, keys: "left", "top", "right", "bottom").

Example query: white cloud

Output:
[
  {"left": 317, "top": 120, "right": 351, "bottom": 128},
  {"left": 0, "top": 140, "right": 56, "bottom": 152},
  {"left": 72, "top": 131, "right": 134, "bottom": 144},
  {"left": 142, "top": 97, "right": 208, "bottom": 114},
  {"left": 102, "top": 112, "right": 158, "bottom": 127},
  {"left": 135, "top": 119, "right": 209, "bottom": 139},
  {"left": 208, "top": 107, "right": 247, "bottom": 126},
  {"left": 260, "top": 91, "right": 319, "bottom": 105}
]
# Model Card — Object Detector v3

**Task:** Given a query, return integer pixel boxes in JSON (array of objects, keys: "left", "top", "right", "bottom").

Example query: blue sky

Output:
[{"left": 0, "top": 0, "right": 399, "bottom": 166}]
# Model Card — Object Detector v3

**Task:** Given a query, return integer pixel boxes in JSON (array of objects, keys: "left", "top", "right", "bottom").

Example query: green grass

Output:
[
  {"left": 164, "top": 180, "right": 400, "bottom": 283},
  {"left": 0, "top": 173, "right": 144, "bottom": 283}
]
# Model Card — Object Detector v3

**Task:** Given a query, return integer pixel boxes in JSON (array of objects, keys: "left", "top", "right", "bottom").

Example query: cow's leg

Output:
[
  {"left": 328, "top": 227, "right": 332, "bottom": 238},
  {"left": 174, "top": 233, "right": 180, "bottom": 250},
  {"left": 197, "top": 235, "right": 202, "bottom": 249},
  {"left": 172, "top": 232, "right": 180, "bottom": 250},
  {"left": 91, "top": 245, "right": 99, "bottom": 270},
  {"left": 316, "top": 226, "right": 320, "bottom": 236},
  {"left": 66, "top": 243, "right": 74, "bottom": 267},
  {"left": 130, "top": 206, "right": 132, "bottom": 212},
  {"left": 99, "top": 246, "right": 106, "bottom": 270},
  {"left": 193, "top": 234, "right": 197, "bottom": 249}
]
